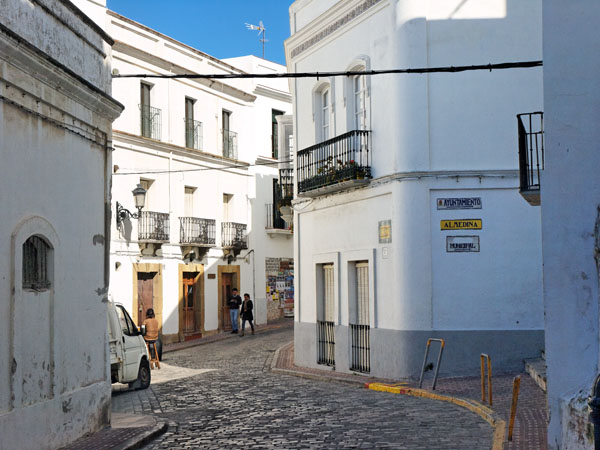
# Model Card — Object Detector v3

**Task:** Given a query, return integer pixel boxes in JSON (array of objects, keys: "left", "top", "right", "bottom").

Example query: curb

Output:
[
  {"left": 117, "top": 420, "right": 169, "bottom": 450},
  {"left": 365, "top": 383, "right": 506, "bottom": 450}
]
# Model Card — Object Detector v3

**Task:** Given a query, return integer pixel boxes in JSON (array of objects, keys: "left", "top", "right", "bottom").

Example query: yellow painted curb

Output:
[{"left": 366, "top": 383, "right": 506, "bottom": 450}]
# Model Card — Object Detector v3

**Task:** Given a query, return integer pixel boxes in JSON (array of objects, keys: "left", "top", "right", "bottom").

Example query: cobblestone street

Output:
[{"left": 112, "top": 327, "right": 493, "bottom": 449}]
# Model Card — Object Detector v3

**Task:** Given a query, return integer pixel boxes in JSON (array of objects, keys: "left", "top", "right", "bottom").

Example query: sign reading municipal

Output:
[
  {"left": 440, "top": 219, "right": 482, "bottom": 230},
  {"left": 447, "top": 236, "right": 480, "bottom": 253},
  {"left": 437, "top": 197, "right": 482, "bottom": 210}
]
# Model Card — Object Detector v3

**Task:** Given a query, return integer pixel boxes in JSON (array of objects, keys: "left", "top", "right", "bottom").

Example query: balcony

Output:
[
  {"left": 517, "top": 112, "right": 544, "bottom": 206},
  {"left": 297, "top": 130, "right": 371, "bottom": 196},
  {"left": 223, "top": 129, "right": 238, "bottom": 160},
  {"left": 221, "top": 222, "right": 247, "bottom": 249},
  {"left": 278, "top": 168, "right": 294, "bottom": 207},
  {"left": 180, "top": 217, "right": 215, "bottom": 246},
  {"left": 185, "top": 119, "right": 203, "bottom": 150},
  {"left": 265, "top": 204, "right": 292, "bottom": 236},
  {"left": 139, "top": 211, "right": 169, "bottom": 241},
  {"left": 139, "top": 104, "right": 161, "bottom": 140}
]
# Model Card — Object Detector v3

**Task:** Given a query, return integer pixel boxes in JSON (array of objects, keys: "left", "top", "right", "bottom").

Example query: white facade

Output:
[
  {"left": 105, "top": 11, "right": 293, "bottom": 344},
  {"left": 542, "top": 1, "right": 600, "bottom": 448},
  {"left": 287, "top": 0, "right": 544, "bottom": 379},
  {"left": 0, "top": 0, "right": 122, "bottom": 448}
]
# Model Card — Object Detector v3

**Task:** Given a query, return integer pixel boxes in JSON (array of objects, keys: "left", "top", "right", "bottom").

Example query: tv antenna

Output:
[{"left": 245, "top": 20, "right": 267, "bottom": 59}]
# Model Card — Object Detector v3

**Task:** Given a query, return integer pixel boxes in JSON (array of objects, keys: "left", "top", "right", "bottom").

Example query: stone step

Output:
[{"left": 524, "top": 357, "right": 547, "bottom": 392}]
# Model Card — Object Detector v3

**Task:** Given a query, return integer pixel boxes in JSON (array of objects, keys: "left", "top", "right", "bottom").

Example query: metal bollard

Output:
[
  {"left": 588, "top": 374, "right": 600, "bottom": 450},
  {"left": 508, "top": 375, "right": 521, "bottom": 441},
  {"left": 480, "top": 354, "right": 493, "bottom": 406},
  {"left": 419, "top": 338, "right": 445, "bottom": 390}
]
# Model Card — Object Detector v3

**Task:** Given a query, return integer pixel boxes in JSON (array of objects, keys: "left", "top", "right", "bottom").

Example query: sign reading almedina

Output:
[{"left": 440, "top": 219, "right": 482, "bottom": 230}]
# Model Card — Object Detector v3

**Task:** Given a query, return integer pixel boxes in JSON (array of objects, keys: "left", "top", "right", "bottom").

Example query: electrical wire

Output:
[{"left": 112, "top": 60, "right": 542, "bottom": 80}]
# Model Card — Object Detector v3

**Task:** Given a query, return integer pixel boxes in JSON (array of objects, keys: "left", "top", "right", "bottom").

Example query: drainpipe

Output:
[{"left": 589, "top": 374, "right": 600, "bottom": 450}]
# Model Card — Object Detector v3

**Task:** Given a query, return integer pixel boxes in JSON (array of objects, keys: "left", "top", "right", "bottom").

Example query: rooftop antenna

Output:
[{"left": 245, "top": 20, "right": 267, "bottom": 59}]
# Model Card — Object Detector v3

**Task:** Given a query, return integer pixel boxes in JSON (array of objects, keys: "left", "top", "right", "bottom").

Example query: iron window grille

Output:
[
  {"left": 185, "top": 119, "right": 203, "bottom": 150},
  {"left": 297, "top": 130, "right": 371, "bottom": 194},
  {"left": 350, "top": 324, "right": 370, "bottom": 373},
  {"left": 139, "top": 104, "right": 162, "bottom": 140},
  {"left": 221, "top": 222, "right": 247, "bottom": 248},
  {"left": 180, "top": 217, "right": 215, "bottom": 245},
  {"left": 517, "top": 112, "right": 544, "bottom": 193},
  {"left": 317, "top": 320, "right": 336, "bottom": 366},
  {"left": 139, "top": 211, "right": 170, "bottom": 241},
  {"left": 223, "top": 129, "right": 238, "bottom": 160},
  {"left": 22, "top": 236, "right": 51, "bottom": 290}
]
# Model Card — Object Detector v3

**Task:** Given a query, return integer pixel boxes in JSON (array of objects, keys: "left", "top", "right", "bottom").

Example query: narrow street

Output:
[{"left": 112, "top": 327, "right": 493, "bottom": 449}]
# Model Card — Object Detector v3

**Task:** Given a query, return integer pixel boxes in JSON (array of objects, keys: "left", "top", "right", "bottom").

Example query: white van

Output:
[{"left": 107, "top": 302, "right": 151, "bottom": 390}]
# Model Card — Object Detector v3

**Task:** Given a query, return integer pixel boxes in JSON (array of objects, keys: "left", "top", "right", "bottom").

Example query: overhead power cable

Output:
[{"left": 112, "top": 60, "right": 542, "bottom": 80}]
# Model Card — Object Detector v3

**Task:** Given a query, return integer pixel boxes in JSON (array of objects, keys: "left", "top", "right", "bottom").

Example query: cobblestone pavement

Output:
[{"left": 113, "top": 327, "right": 493, "bottom": 449}]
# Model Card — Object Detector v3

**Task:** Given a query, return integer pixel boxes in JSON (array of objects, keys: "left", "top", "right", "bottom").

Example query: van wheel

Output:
[{"left": 135, "top": 359, "right": 151, "bottom": 390}]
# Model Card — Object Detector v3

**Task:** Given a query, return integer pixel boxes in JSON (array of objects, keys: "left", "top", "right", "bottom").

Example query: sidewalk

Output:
[
  {"left": 61, "top": 318, "right": 294, "bottom": 450},
  {"left": 271, "top": 342, "right": 548, "bottom": 450}
]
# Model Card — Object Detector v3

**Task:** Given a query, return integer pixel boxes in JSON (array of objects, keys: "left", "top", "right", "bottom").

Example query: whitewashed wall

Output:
[
  {"left": 287, "top": 0, "right": 544, "bottom": 378},
  {"left": 542, "top": 1, "right": 600, "bottom": 448},
  {"left": 0, "top": 1, "right": 122, "bottom": 448}
]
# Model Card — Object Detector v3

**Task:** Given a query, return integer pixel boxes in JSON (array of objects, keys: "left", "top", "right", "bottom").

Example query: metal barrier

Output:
[
  {"left": 508, "top": 375, "right": 521, "bottom": 441},
  {"left": 418, "top": 338, "right": 445, "bottom": 390},
  {"left": 480, "top": 353, "right": 493, "bottom": 406}
]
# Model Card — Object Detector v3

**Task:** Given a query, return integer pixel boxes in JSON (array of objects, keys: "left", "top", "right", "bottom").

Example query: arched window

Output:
[
  {"left": 313, "top": 81, "right": 333, "bottom": 143},
  {"left": 345, "top": 57, "right": 371, "bottom": 132},
  {"left": 320, "top": 86, "right": 331, "bottom": 141},
  {"left": 22, "top": 235, "right": 51, "bottom": 290},
  {"left": 352, "top": 73, "right": 367, "bottom": 130}
]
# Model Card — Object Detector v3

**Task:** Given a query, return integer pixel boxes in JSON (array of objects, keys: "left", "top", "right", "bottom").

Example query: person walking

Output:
[
  {"left": 228, "top": 288, "right": 242, "bottom": 334},
  {"left": 239, "top": 293, "right": 254, "bottom": 337}
]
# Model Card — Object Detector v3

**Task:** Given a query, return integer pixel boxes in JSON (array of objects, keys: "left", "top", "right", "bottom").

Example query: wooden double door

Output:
[{"left": 181, "top": 271, "right": 203, "bottom": 339}]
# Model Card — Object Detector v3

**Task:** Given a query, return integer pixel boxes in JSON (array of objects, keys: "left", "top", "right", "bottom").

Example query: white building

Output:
[
  {"left": 541, "top": 1, "right": 600, "bottom": 448},
  {"left": 286, "top": 0, "right": 544, "bottom": 379},
  {"left": 0, "top": 0, "right": 122, "bottom": 448},
  {"left": 105, "top": 10, "right": 293, "bottom": 344}
]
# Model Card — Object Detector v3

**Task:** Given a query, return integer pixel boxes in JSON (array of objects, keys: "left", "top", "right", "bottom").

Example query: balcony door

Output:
[
  {"left": 137, "top": 272, "right": 154, "bottom": 326},
  {"left": 182, "top": 273, "right": 196, "bottom": 333}
]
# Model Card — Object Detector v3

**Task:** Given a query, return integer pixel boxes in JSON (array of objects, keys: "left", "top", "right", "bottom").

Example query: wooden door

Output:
[
  {"left": 137, "top": 272, "right": 154, "bottom": 326},
  {"left": 221, "top": 272, "right": 233, "bottom": 331},
  {"left": 182, "top": 273, "right": 196, "bottom": 333}
]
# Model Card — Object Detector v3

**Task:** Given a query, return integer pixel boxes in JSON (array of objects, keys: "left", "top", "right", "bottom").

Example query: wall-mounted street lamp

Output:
[{"left": 116, "top": 184, "right": 147, "bottom": 227}]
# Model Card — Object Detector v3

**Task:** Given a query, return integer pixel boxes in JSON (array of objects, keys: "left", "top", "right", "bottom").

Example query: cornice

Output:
[
  {"left": 113, "top": 130, "right": 251, "bottom": 170},
  {"left": 113, "top": 40, "right": 256, "bottom": 104},
  {"left": 254, "top": 84, "right": 293, "bottom": 104},
  {"left": 286, "top": 0, "right": 386, "bottom": 61}
]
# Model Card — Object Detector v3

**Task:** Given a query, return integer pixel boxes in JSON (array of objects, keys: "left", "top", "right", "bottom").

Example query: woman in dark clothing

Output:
[{"left": 240, "top": 293, "right": 254, "bottom": 336}]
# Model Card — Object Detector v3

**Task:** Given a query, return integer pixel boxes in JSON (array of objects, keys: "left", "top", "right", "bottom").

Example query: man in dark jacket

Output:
[
  {"left": 228, "top": 288, "right": 242, "bottom": 333},
  {"left": 239, "top": 293, "right": 254, "bottom": 337}
]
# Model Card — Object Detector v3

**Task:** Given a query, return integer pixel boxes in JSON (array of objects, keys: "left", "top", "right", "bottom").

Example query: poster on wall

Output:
[{"left": 265, "top": 257, "right": 294, "bottom": 317}]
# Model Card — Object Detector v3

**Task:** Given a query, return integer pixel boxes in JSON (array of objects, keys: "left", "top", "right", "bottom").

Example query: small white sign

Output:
[
  {"left": 446, "top": 236, "right": 480, "bottom": 253},
  {"left": 437, "top": 197, "right": 482, "bottom": 210}
]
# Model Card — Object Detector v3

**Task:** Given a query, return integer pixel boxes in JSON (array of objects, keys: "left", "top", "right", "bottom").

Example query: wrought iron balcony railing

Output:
[
  {"left": 223, "top": 129, "right": 238, "bottom": 160},
  {"left": 297, "top": 130, "right": 371, "bottom": 194},
  {"left": 517, "top": 112, "right": 544, "bottom": 206},
  {"left": 139, "top": 211, "right": 170, "bottom": 241},
  {"left": 221, "top": 222, "right": 247, "bottom": 249},
  {"left": 139, "top": 104, "right": 162, "bottom": 140},
  {"left": 180, "top": 217, "right": 215, "bottom": 245},
  {"left": 278, "top": 168, "right": 294, "bottom": 206},
  {"left": 265, "top": 203, "right": 288, "bottom": 230},
  {"left": 185, "top": 119, "right": 203, "bottom": 150}
]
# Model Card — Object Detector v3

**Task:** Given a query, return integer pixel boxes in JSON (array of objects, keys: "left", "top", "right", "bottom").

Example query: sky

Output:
[{"left": 106, "top": 0, "right": 295, "bottom": 66}]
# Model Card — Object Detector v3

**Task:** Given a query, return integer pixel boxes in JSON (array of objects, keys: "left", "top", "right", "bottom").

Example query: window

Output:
[
  {"left": 321, "top": 88, "right": 330, "bottom": 141},
  {"left": 350, "top": 261, "right": 370, "bottom": 373},
  {"left": 140, "top": 83, "right": 152, "bottom": 138},
  {"left": 116, "top": 304, "right": 138, "bottom": 337},
  {"left": 317, "top": 263, "right": 335, "bottom": 366},
  {"left": 272, "top": 109, "right": 284, "bottom": 158},
  {"left": 223, "top": 193, "right": 233, "bottom": 222},
  {"left": 222, "top": 110, "right": 237, "bottom": 159},
  {"left": 184, "top": 187, "right": 195, "bottom": 217},
  {"left": 185, "top": 97, "right": 195, "bottom": 148},
  {"left": 353, "top": 74, "right": 367, "bottom": 130},
  {"left": 22, "top": 236, "right": 51, "bottom": 290}
]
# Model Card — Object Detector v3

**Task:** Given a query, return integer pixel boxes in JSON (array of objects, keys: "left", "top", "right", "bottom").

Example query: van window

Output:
[{"left": 116, "top": 305, "right": 137, "bottom": 336}]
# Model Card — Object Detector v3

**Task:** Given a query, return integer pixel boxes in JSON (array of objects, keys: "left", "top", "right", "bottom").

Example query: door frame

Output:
[
  {"left": 217, "top": 265, "right": 240, "bottom": 331},
  {"left": 132, "top": 263, "right": 163, "bottom": 333},
  {"left": 178, "top": 263, "right": 204, "bottom": 341}
]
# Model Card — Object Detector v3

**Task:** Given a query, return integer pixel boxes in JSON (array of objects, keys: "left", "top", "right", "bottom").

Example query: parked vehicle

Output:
[{"left": 107, "top": 302, "right": 151, "bottom": 390}]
